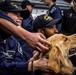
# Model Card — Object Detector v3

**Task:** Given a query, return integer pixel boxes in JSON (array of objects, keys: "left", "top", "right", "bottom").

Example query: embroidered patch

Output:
[
  {"left": 50, "top": 7, "right": 56, "bottom": 14},
  {"left": 3, "top": 50, "right": 15, "bottom": 59},
  {"left": 10, "top": 2, "right": 19, "bottom": 9},
  {"left": 44, "top": 14, "right": 53, "bottom": 21},
  {"left": 18, "top": 42, "right": 23, "bottom": 55}
]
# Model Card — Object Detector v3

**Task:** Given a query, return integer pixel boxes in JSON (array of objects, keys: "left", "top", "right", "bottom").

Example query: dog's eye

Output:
[{"left": 63, "top": 37, "right": 68, "bottom": 42}]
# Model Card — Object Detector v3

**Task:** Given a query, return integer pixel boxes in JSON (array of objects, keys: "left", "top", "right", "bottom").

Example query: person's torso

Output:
[
  {"left": 16, "top": 38, "right": 34, "bottom": 61},
  {"left": 47, "top": 4, "right": 62, "bottom": 19},
  {"left": 62, "top": 8, "right": 76, "bottom": 35},
  {"left": 22, "top": 15, "right": 33, "bottom": 32}
]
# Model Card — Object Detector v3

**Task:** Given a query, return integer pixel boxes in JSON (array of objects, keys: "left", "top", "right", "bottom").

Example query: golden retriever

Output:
[{"left": 41, "top": 34, "right": 76, "bottom": 75}]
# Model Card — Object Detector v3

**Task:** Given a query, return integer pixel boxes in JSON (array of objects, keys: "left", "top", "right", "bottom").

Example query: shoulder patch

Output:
[
  {"left": 50, "top": 7, "right": 56, "bottom": 14},
  {"left": 44, "top": 14, "right": 53, "bottom": 21},
  {"left": 18, "top": 42, "right": 23, "bottom": 55},
  {"left": 3, "top": 50, "right": 15, "bottom": 59}
]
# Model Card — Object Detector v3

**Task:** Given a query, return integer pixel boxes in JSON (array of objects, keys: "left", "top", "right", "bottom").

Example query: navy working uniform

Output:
[
  {"left": 16, "top": 37, "right": 34, "bottom": 61},
  {"left": 0, "top": 10, "right": 18, "bottom": 42},
  {"left": 47, "top": 4, "right": 62, "bottom": 32},
  {"left": 0, "top": 10, "right": 34, "bottom": 75},
  {"left": 62, "top": 7, "right": 76, "bottom": 35},
  {"left": 22, "top": 15, "right": 33, "bottom": 32},
  {"left": 0, "top": 36, "right": 29, "bottom": 75},
  {"left": 18, "top": 14, "right": 34, "bottom": 60},
  {"left": 17, "top": 14, "right": 34, "bottom": 61},
  {"left": 21, "top": 0, "right": 34, "bottom": 32}
]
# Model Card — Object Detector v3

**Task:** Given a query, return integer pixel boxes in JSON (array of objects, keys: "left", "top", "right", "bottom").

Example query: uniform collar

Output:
[{"left": 49, "top": 4, "right": 56, "bottom": 10}]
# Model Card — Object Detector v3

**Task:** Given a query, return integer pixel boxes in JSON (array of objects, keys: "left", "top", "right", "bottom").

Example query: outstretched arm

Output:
[{"left": 0, "top": 18, "right": 51, "bottom": 52}]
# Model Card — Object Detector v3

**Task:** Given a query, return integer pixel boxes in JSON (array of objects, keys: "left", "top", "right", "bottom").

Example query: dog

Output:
[{"left": 40, "top": 34, "right": 76, "bottom": 75}]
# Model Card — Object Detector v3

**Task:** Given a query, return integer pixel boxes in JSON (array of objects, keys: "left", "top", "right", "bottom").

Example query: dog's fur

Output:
[{"left": 41, "top": 34, "right": 76, "bottom": 75}]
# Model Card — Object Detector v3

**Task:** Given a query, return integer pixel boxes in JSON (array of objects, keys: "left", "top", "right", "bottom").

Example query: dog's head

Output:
[{"left": 46, "top": 34, "right": 76, "bottom": 75}]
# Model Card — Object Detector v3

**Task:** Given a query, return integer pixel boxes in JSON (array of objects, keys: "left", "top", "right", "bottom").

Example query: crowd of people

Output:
[{"left": 0, "top": 0, "right": 76, "bottom": 75}]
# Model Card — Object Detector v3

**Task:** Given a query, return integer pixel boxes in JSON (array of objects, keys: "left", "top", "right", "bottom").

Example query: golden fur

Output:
[{"left": 42, "top": 34, "right": 76, "bottom": 75}]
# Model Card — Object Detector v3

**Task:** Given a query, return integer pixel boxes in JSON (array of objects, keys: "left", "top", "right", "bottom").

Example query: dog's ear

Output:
[
  {"left": 56, "top": 44, "right": 74, "bottom": 74},
  {"left": 48, "top": 45, "right": 61, "bottom": 73},
  {"left": 48, "top": 44, "right": 74, "bottom": 74}
]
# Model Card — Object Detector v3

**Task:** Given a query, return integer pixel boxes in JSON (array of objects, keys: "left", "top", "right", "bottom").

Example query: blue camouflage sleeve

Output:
[
  {"left": 0, "top": 36, "right": 30, "bottom": 75},
  {"left": 0, "top": 10, "right": 18, "bottom": 26}
]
